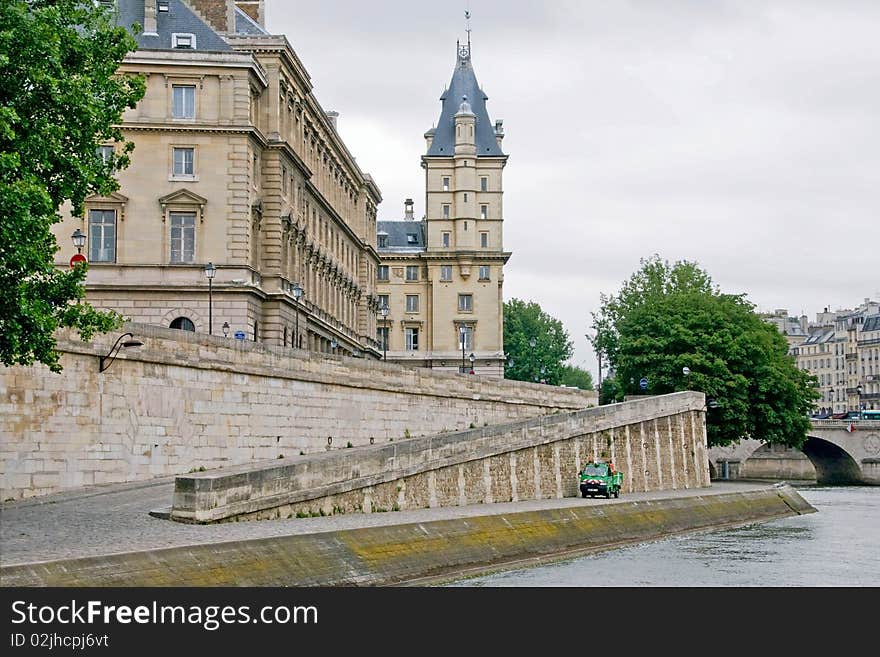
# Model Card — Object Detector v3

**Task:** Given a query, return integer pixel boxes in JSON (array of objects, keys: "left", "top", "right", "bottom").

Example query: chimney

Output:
[
  {"left": 144, "top": 0, "right": 158, "bottom": 35},
  {"left": 326, "top": 111, "right": 339, "bottom": 131},
  {"left": 187, "top": 1, "right": 235, "bottom": 33},
  {"left": 404, "top": 199, "right": 414, "bottom": 221}
]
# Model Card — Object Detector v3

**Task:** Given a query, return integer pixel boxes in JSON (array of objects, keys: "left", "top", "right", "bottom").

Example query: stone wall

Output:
[
  {"left": 0, "top": 324, "right": 596, "bottom": 500},
  {"left": 172, "top": 391, "right": 710, "bottom": 522}
]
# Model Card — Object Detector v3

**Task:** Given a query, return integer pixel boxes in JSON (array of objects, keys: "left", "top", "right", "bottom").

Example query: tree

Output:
[
  {"left": 592, "top": 255, "right": 818, "bottom": 448},
  {"left": 0, "top": 1, "right": 145, "bottom": 372},
  {"left": 559, "top": 364, "right": 594, "bottom": 390},
  {"left": 503, "top": 298, "right": 573, "bottom": 385}
]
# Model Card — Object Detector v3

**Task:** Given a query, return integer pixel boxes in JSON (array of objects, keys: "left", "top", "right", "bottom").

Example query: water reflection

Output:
[{"left": 448, "top": 486, "right": 879, "bottom": 587}]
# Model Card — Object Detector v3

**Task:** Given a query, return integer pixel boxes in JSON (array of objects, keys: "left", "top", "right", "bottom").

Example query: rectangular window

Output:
[
  {"left": 407, "top": 233, "right": 418, "bottom": 245},
  {"left": 97, "top": 145, "right": 114, "bottom": 165},
  {"left": 479, "top": 265, "right": 490, "bottom": 281},
  {"left": 88, "top": 209, "right": 116, "bottom": 262},
  {"left": 406, "top": 327, "right": 419, "bottom": 351},
  {"left": 464, "top": 192, "right": 468, "bottom": 202},
  {"left": 459, "top": 325, "right": 474, "bottom": 351},
  {"left": 169, "top": 212, "right": 196, "bottom": 263},
  {"left": 442, "top": 177, "right": 450, "bottom": 192},
  {"left": 378, "top": 265, "right": 389, "bottom": 281},
  {"left": 458, "top": 294, "right": 473, "bottom": 312},
  {"left": 172, "top": 147, "right": 194, "bottom": 176},
  {"left": 406, "top": 295, "right": 419, "bottom": 313},
  {"left": 442, "top": 204, "right": 450, "bottom": 219},
  {"left": 440, "top": 265, "right": 453, "bottom": 282},
  {"left": 377, "top": 327, "right": 389, "bottom": 351},
  {"left": 378, "top": 235, "right": 387, "bottom": 248},
  {"left": 405, "top": 265, "right": 419, "bottom": 281},
  {"left": 378, "top": 294, "right": 389, "bottom": 309},
  {"left": 172, "top": 85, "right": 195, "bottom": 119},
  {"left": 480, "top": 177, "right": 488, "bottom": 192},
  {"left": 480, "top": 205, "right": 488, "bottom": 220},
  {"left": 282, "top": 165, "right": 288, "bottom": 196},
  {"left": 480, "top": 232, "right": 488, "bottom": 248},
  {"left": 172, "top": 33, "right": 195, "bottom": 49},
  {"left": 442, "top": 232, "right": 450, "bottom": 248}
]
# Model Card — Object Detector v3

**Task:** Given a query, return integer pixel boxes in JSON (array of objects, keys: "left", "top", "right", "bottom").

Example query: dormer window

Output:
[
  {"left": 407, "top": 233, "right": 418, "bottom": 245},
  {"left": 158, "top": 1, "right": 169, "bottom": 11},
  {"left": 173, "top": 33, "right": 195, "bottom": 49}
]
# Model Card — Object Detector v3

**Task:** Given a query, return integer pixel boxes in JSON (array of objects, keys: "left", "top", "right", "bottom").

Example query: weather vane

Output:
[{"left": 465, "top": 7, "right": 472, "bottom": 50}]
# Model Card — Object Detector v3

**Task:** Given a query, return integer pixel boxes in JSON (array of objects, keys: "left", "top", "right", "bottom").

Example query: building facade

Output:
[
  {"left": 376, "top": 41, "right": 510, "bottom": 377},
  {"left": 52, "top": 0, "right": 384, "bottom": 357},
  {"left": 772, "top": 300, "right": 880, "bottom": 414}
]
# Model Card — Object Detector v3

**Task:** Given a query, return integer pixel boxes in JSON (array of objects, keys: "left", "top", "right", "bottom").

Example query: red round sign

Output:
[{"left": 69, "top": 253, "right": 87, "bottom": 268}]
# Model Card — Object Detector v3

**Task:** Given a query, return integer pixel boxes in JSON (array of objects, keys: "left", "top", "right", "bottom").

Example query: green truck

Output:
[{"left": 579, "top": 461, "right": 623, "bottom": 499}]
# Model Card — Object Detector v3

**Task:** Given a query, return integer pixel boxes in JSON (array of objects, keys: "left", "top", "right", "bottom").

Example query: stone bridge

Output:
[{"left": 708, "top": 420, "right": 880, "bottom": 485}]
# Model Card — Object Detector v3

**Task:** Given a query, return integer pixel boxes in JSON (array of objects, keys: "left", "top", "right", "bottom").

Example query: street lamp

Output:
[
  {"left": 380, "top": 304, "right": 389, "bottom": 360},
  {"left": 99, "top": 332, "right": 143, "bottom": 372},
  {"left": 222, "top": 322, "right": 230, "bottom": 338},
  {"left": 829, "top": 388, "right": 834, "bottom": 415},
  {"left": 469, "top": 352, "right": 475, "bottom": 375},
  {"left": 71, "top": 228, "right": 86, "bottom": 254},
  {"left": 204, "top": 262, "right": 216, "bottom": 335},
  {"left": 292, "top": 282, "right": 304, "bottom": 349},
  {"left": 857, "top": 385, "right": 864, "bottom": 412},
  {"left": 330, "top": 338, "right": 338, "bottom": 354},
  {"left": 460, "top": 325, "right": 467, "bottom": 373}
]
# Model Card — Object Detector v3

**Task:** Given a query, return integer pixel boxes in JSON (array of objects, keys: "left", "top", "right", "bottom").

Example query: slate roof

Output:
[
  {"left": 863, "top": 315, "right": 880, "bottom": 332},
  {"left": 426, "top": 44, "right": 504, "bottom": 158},
  {"left": 377, "top": 221, "right": 426, "bottom": 253},
  {"left": 117, "top": 0, "right": 233, "bottom": 52}
]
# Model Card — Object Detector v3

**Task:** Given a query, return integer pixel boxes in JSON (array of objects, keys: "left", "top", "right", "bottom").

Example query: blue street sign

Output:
[
  {"left": 234, "top": 330, "right": 246, "bottom": 340},
  {"left": 639, "top": 377, "right": 648, "bottom": 390}
]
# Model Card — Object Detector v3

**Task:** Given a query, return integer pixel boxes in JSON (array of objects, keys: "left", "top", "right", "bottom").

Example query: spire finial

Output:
[{"left": 465, "top": 7, "right": 472, "bottom": 51}]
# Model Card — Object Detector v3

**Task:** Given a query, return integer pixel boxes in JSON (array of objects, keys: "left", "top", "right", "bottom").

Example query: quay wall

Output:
[
  {"left": 0, "top": 485, "right": 814, "bottom": 587},
  {"left": 1, "top": 324, "right": 596, "bottom": 500}
]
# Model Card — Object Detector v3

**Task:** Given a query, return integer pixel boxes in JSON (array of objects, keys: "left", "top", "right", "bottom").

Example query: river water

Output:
[{"left": 448, "top": 485, "right": 880, "bottom": 586}]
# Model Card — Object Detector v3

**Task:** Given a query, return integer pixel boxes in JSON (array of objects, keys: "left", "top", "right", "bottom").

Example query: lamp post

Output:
[
  {"left": 380, "top": 304, "right": 388, "bottom": 360},
  {"left": 204, "top": 262, "right": 216, "bottom": 335},
  {"left": 99, "top": 333, "right": 143, "bottom": 372},
  {"left": 857, "top": 384, "right": 863, "bottom": 413},
  {"left": 222, "top": 322, "right": 230, "bottom": 338},
  {"left": 460, "top": 326, "right": 467, "bottom": 373},
  {"left": 829, "top": 388, "right": 834, "bottom": 415},
  {"left": 528, "top": 337, "right": 536, "bottom": 381},
  {"left": 330, "top": 338, "right": 338, "bottom": 354},
  {"left": 292, "top": 282, "right": 304, "bottom": 349},
  {"left": 71, "top": 229, "right": 86, "bottom": 254},
  {"left": 469, "top": 352, "right": 475, "bottom": 375}
]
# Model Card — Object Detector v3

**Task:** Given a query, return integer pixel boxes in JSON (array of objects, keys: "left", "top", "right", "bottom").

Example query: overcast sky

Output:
[{"left": 265, "top": 1, "right": 879, "bottom": 381}]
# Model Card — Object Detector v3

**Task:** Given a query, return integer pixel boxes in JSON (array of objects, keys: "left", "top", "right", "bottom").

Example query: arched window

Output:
[
  {"left": 170, "top": 317, "right": 195, "bottom": 332},
  {"left": 283, "top": 327, "right": 288, "bottom": 346}
]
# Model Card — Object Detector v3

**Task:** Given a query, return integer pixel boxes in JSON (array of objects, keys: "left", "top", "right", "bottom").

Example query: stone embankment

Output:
[{"left": 0, "top": 483, "right": 814, "bottom": 587}]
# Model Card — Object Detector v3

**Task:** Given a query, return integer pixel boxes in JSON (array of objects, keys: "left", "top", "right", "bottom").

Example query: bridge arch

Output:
[{"left": 800, "top": 437, "right": 862, "bottom": 485}]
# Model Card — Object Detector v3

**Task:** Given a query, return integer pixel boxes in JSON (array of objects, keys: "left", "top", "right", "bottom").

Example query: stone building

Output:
[
  {"left": 376, "top": 41, "right": 510, "bottom": 377},
  {"left": 52, "top": 0, "right": 384, "bottom": 356},
  {"left": 782, "top": 299, "right": 880, "bottom": 414}
]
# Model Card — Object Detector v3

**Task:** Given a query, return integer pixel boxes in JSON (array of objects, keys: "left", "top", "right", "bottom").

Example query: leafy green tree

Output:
[
  {"left": 0, "top": 1, "right": 145, "bottom": 372},
  {"left": 560, "top": 364, "right": 594, "bottom": 390},
  {"left": 503, "top": 298, "right": 573, "bottom": 385},
  {"left": 592, "top": 255, "right": 818, "bottom": 447}
]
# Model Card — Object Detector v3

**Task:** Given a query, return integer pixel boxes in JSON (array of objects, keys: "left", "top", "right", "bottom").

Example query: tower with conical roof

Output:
[
  {"left": 376, "top": 37, "right": 509, "bottom": 376},
  {"left": 424, "top": 39, "right": 510, "bottom": 376}
]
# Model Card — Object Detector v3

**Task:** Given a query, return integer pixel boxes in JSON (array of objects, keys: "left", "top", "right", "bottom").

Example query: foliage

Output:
[
  {"left": 0, "top": 1, "right": 145, "bottom": 371},
  {"left": 559, "top": 364, "right": 594, "bottom": 390},
  {"left": 592, "top": 255, "right": 819, "bottom": 448},
  {"left": 503, "top": 298, "right": 573, "bottom": 385}
]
